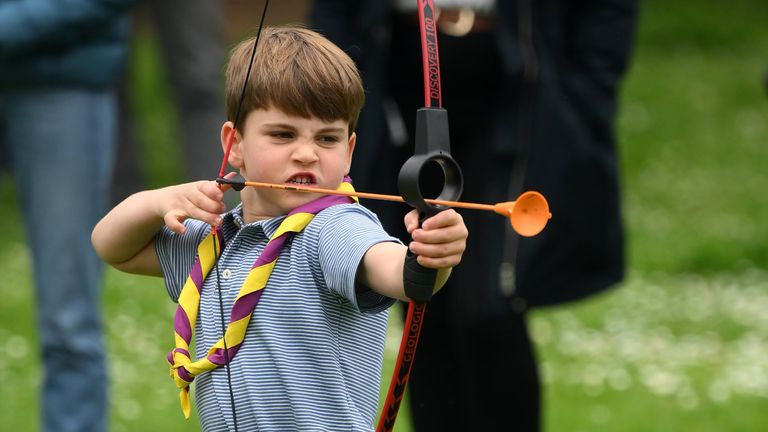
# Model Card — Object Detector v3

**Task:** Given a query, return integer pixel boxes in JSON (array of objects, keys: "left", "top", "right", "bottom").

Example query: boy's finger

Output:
[
  {"left": 415, "top": 253, "right": 462, "bottom": 269},
  {"left": 420, "top": 209, "right": 463, "bottom": 230},
  {"left": 164, "top": 212, "right": 187, "bottom": 235},
  {"left": 185, "top": 204, "right": 223, "bottom": 227},
  {"left": 187, "top": 185, "right": 226, "bottom": 214},
  {"left": 409, "top": 239, "right": 465, "bottom": 259},
  {"left": 403, "top": 209, "right": 420, "bottom": 233},
  {"left": 218, "top": 171, "right": 239, "bottom": 193},
  {"left": 199, "top": 180, "right": 226, "bottom": 200},
  {"left": 189, "top": 193, "right": 226, "bottom": 215},
  {"left": 410, "top": 222, "right": 468, "bottom": 244}
]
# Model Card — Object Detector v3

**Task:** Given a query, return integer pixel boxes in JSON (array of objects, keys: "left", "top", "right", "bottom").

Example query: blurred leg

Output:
[
  {"left": 149, "top": 0, "right": 225, "bottom": 182},
  {"left": 4, "top": 88, "right": 114, "bottom": 432},
  {"left": 112, "top": 0, "right": 224, "bottom": 206},
  {"left": 111, "top": 77, "right": 144, "bottom": 205},
  {"left": 457, "top": 312, "right": 540, "bottom": 432}
]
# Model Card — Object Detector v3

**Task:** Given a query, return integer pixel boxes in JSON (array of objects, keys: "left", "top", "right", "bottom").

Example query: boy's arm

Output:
[
  {"left": 357, "top": 209, "right": 467, "bottom": 302},
  {"left": 91, "top": 180, "right": 227, "bottom": 275}
]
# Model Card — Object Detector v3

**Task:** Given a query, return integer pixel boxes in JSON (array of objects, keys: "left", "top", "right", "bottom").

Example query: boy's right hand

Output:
[
  {"left": 92, "top": 172, "right": 236, "bottom": 275},
  {"left": 162, "top": 173, "right": 236, "bottom": 234}
]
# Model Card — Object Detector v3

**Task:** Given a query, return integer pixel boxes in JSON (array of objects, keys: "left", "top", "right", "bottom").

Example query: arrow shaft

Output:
[{"left": 241, "top": 181, "right": 496, "bottom": 212}]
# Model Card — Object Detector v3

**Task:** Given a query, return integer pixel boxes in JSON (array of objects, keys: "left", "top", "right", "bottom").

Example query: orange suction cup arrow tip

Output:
[{"left": 493, "top": 191, "right": 552, "bottom": 237}]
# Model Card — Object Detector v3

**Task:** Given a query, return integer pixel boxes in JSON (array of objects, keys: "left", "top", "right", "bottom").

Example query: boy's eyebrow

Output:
[
  {"left": 315, "top": 126, "right": 346, "bottom": 134},
  {"left": 261, "top": 122, "right": 297, "bottom": 130},
  {"left": 262, "top": 122, "right": 346, "bottom": 134}
]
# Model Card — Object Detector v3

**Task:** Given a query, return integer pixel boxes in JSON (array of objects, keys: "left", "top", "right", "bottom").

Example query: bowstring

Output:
[{"left": 212, "top": 1, "right": 270, "bottom": 430}]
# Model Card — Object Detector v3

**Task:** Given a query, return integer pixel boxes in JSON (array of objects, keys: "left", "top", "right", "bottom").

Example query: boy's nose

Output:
[{"left": 292, "top": 141, "right": 319, "bottom": 164}]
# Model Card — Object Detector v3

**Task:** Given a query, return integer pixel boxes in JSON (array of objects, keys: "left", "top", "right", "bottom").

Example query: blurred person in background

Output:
[
  {"left": 311, "top": 0, "right": 637, "bottom": 430},
  {"left": 111, "top": 0, "right": 225, "bottom": 203},
  {"left": 0, "top": 0, "right": 133, "bottom": 430}
]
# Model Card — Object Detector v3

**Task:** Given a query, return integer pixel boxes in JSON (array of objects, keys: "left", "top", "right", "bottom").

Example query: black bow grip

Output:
[{"left": 398, "top": 107, "right": 463, "bottom": 303}]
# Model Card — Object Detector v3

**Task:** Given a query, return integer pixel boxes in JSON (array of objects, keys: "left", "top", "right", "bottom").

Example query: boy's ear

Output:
[
  {"left": 220, "top": 121, "right": 244, "bottom": 169},
  {"left": 346, "top": 132, "right": 357, "bottom": 175}
]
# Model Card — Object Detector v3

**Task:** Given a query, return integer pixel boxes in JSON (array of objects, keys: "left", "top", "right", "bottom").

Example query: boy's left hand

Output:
[{"left": 404, "top": 209, "right": 468, "bottom": 269}]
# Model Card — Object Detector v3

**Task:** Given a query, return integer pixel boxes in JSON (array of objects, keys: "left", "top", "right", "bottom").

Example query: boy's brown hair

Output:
[{"left": 225, "top": 26, "right": 365, "bottom": 135}]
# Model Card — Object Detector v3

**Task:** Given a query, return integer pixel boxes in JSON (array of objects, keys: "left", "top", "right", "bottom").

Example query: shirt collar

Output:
[{"left": 222, "top": 203, "right": 285, "bottom": 239}]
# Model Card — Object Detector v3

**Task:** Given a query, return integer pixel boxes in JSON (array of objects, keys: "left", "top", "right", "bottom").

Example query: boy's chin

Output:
[{"left": 278, "top": 193, "right": 324, "bottom": 212}]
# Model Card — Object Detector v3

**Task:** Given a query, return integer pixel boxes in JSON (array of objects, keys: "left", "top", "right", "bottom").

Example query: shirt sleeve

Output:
[
  {"left": 314, "top": 204, "right": 400, "bottom": 313},
  {"left": 154, "top": 220, "right": 209, "bottom": 302}
]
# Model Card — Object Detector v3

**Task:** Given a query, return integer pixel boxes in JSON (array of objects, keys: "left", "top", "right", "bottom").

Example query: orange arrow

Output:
[{"left": 228, "top": 180, "right": 552, "bottom": 237}]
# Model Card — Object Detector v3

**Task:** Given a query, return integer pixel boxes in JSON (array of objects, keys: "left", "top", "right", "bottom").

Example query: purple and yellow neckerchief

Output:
[{"left": 167, "top": 178, "right": 358, "bottom": 418}]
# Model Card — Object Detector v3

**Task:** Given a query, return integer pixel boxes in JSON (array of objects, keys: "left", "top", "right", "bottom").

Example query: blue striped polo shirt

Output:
[{"left": 156, "top": 203, "right": 399, "bottom": 431}]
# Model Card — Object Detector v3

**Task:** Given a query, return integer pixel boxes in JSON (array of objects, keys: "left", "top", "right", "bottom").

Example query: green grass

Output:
[
  {"left": 533, "top": 271, "right": 768, "bottom": 431},
  {"left": 1, "top": 0, "right": 767, "bottom": 430},
  {"left": 618, "top": 1, "right": 768, "bottom": 274}
]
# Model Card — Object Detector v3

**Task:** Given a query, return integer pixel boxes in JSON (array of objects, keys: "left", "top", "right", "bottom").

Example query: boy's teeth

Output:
[{"left": 289, "top": 177, "right": 313, "bottom": 184}]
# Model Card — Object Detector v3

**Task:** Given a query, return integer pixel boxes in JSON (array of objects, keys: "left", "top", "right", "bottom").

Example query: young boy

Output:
[{"left": 92, "top": 26, "right": 467, "bottom": 431}]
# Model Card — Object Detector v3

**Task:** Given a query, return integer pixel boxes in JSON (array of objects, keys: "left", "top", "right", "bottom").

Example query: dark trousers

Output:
[
  {"left": 373, "top": 15, "right": 542, "bottom": 432},
  {"left": 409, "top": 299, "right": 540, "bottom": 432}
]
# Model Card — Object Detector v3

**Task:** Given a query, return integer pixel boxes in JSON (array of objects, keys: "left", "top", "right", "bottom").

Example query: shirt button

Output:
[{"left": 222, "top": 269, "right": 233, "bottom": 279}]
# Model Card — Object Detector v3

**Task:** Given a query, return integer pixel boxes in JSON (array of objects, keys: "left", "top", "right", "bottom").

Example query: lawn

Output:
[
  {"left": 1, "top": 0, "right": 766, "bottom": 430},
  {"left": 537, "top": 1, "right": 768, "bottom": 430}
]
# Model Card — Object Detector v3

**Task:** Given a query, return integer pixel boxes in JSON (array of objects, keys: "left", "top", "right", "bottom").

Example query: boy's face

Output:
[{"left": 222, "top": 106, "right": 356, "bottom": 220}]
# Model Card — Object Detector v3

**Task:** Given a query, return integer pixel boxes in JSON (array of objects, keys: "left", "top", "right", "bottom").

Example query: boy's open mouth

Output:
[{"left": 286, "top": 174, "right": 317, "bottom": 186}]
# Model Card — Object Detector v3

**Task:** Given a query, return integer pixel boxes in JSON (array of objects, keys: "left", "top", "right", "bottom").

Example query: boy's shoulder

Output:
[
  {"left": 302, "top": 202, "right": 400, "bottom": 260},
  {"left": 306, "top": 202, "right": 384, "bottom": 233}
]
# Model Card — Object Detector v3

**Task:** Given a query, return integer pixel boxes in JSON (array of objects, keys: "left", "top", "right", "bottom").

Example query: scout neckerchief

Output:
[{"left": 167, "top": 179, "right": 358, "bottom": 418}]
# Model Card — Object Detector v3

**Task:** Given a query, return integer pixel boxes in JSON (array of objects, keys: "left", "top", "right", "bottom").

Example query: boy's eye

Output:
[
  {"left": 270, "top": 131, "right": 294, "bottom": 140},
  {"left": 317, "top": 135, "right": 341, "bottom": 145}
]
